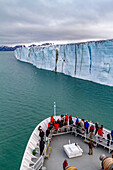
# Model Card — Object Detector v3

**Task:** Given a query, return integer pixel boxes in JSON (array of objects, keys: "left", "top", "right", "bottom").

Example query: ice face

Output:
[{"left": 15, "top": 39, "right": 113, "bottom": 86}]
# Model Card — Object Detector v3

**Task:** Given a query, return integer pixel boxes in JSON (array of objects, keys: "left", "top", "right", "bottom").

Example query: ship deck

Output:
[{"left": 44, "top": 133, "right": 112, "bottom": 170}]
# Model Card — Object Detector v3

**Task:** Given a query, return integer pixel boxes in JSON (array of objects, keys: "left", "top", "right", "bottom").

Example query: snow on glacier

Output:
[{"left": 15, "top": 39, "right": 113, "bottom": 86}]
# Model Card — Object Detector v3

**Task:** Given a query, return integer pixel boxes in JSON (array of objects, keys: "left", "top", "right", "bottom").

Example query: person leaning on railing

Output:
[
  {"left": 98, "top": 126, "right": 103, "bottom": 142},
  {"left": 84, "top": 120, "right": 89, "bottom": 134},
  {"left": 75, "top": 116, "right": 79, "bottom": 126},
  {"left": 111, "top": 130, "right": 113, "bottom": 145},
  {"left": 95, "top": 122, "right": 99, "bottom": 135},
  {"left": 65, "top": 114, "right": 69, "bottom": 125},
  {"left": 89, "top": 125, "right": 94, "bottom": 139},
  {"left": 61, "top": 115, "right": 65, "bottom": 126},
  {"left": 54, "top": 121, "right": 59, "bottom": 132},
  {"left": 57, "top": 119, "right": 62, "bottom": 128},
  {"left": 46, "top": 128, "right": 50, "bottom": 142},
  {"left": 69, "top": 114, "right": 73, "bottom": 125},
  {"left": 107, "top": 133, "right": 111, "bottom": 146},
  {"left": 76, "top": 121, "right": 81, "bottom": 134},
  {"left": 48, "top": 121, "right": 53, "bottom": 130}
]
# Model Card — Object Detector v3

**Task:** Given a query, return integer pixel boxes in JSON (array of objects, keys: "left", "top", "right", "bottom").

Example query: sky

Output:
[{"left": 0, "top": 0, "right": 113, "bottom": 46}]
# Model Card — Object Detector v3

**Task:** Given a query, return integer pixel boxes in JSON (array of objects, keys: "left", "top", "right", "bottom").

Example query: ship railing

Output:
[
  {"left": 21, "top": 116, "right": 112, "bottom": 170},
  {"left": 32, "top": 155, "right": 44, "bottom": 170},
  {"left": 95, "top": 135, "right": 113, "bottom": 153},
  {"left": 74, "top": 125, "right": 86, "bottom": 138},
  {"left": 51, "top": 125, "right": 75, "bottom": 136},
  {"left": 50, "top": 123, "right": 113, "bottom": 153},
  {"left": 51, "top": 124, "right": 86, "bottom": 138},
  {"left": 32, "top": 141, "right": 48, "bottom": 170}
]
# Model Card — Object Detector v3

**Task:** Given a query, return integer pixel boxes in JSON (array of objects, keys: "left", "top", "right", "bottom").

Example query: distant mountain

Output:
[
  {"left": 0, "top": 43, "right": 53, "bottom": 51},
  {"left": 0, "top": 45, "right": 25, "bottom": 51},
  {"left": 28, "top": 44, "right": 37, "bottom": 48},
  {"left": 28, "top": 43, "right": 53, "bottom": 48}
]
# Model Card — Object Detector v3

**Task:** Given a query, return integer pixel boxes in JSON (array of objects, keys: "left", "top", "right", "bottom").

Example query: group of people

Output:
[
  {"left": 38, "top": 122, "right": 52, "bottom": 155},
  {"left": 75, "top": 116, "right": 113, "bottom": 146},
  {"left": 36, "top": 114, "right": 113, "bottom": 159},
  {"left": 47, "top": 115, "right": 113, "bottom": 146},
  {"left": 37, "top": 114, "right": 74, "bottom": 156},
  {"left": 32, "top": 126, "right": 46, "bottom": 156},
  {"left": 39, "top": 128, "right": 45, "bottom": 155},
  {"left": 48, "top": 114, "right": 73, "bottom": 131}
]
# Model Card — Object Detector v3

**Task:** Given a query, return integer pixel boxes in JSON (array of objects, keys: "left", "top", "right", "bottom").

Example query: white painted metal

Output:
[
  {"left": 63, "top": 143, "right": 83, "bottom": 158},
  {"left": 20, "top": 116, "right": 113, "bottom": 170},
  {"left": 20, "top": 117, "right": 50, "bottom": 170},
  {"left": 54, "top": 102, "right": 56, "bottom": 116}
]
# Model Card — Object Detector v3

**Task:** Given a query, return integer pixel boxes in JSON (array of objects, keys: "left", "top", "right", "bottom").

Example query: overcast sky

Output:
[{"left": 0, "top": 0, "right": 113, "bottom": 46}]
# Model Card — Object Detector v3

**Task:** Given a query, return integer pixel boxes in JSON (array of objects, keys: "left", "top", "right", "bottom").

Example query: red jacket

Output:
[
  {"left": 90, "top": 125, "right": 94, "bottom": 132},
  {"left": 54, "top": 123, "right": 59, "bottom": 130},
  {"left": 65, "top": 115, "right": 68, "bottom": 121},
  {"left": 63, "top": 161, "right": 68, "bottom": 170},
  {"left": 98, "top": 128, "right": 103, "bottom": 136},
  {"left": 51, "top": 116, "right": 54, "bottom": 123}
]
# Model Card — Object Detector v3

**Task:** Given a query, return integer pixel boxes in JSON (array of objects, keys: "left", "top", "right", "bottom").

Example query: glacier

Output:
[{"left": 14, "top": 39, "right": 113, "bottom": 86}]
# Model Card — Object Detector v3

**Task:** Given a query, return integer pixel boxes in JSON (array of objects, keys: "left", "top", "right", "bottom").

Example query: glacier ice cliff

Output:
[{"left": 15, "top": 39, "right": 113, "bottom": 86}]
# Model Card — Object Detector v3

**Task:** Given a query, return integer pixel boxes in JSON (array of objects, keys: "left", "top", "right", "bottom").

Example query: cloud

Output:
[{"left": 0, "top": 0, "right": 113, "bottom": 45}]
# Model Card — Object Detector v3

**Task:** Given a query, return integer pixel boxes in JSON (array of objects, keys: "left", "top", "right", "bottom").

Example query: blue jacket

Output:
[
  {"left": 76, "top": 118, "right": 79, "bottom": 125},
  {"left": 111, "top": 130, "right": 113, "bottom": 136},
  {"left": 84, "top": 121, "right": 89, "bottom": 128}
]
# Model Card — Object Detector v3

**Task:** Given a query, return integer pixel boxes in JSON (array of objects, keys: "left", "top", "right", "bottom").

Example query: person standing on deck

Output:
[
  {"left": 54, "top": 121, "right": 59, "bottom": 132},
  {"left": 38, "top": 125, "right": 41, "bottom": 132},
  {"left": 39, "top": 138, "right": 45, "bottom": 155},
  {"left": 88, "top": 140, "right": 94, "bottom": 155},
  {"left": 46, "top": 128, "right": 50, "bottom": 142},
  {"left": 98, "top": 127, "right": 103, "bottom": 142},
  {"left": 84, "top": 120, "right": 89, "bottom": 134},
  {"left": 61, "top": 115, "right": 65, "bottom": 126},
  {"left": 90, "top": 125, "right": 94, "bottom": 139},
  {"left": 76, "top": 116, "right": 79, "bottom": 126},
  {"left": 107, "top": 133, "right": 111, "bottom": 146},
  {"left": 63, "top": 159, "right": 68, "bottom": 170},
  {"left": 51, "top": 115, "right": 54, "bottom": 123},
  {"left": 48, "top": 121, "right": 53, "bottom": 130},
  {"left": 69, "top": 114, "right": 74, "bottom": 125},
  {"left": 80, "top": 119, "right": 85, "bottom": 134},
  {"left": 95, "top": 122, "right": 99, "bottom": 135},
  {"left": 39, "top": 129, "right": 44, "bottom": 140},
  {"left": 65, "top": 114, "right": 69, "bottom": 125},
  {"left": 111, "top": 130, "right": 113, "bottom": 144}
]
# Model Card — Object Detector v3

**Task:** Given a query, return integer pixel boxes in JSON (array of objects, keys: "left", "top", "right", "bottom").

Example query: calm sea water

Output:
[{"left": 0, "top": 51, "right": 113, "bottom": 170}]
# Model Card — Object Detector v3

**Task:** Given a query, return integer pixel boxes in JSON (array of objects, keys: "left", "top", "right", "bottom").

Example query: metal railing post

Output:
[{"left": 54, "top": 102, "right": 56, "bottom": 117}]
